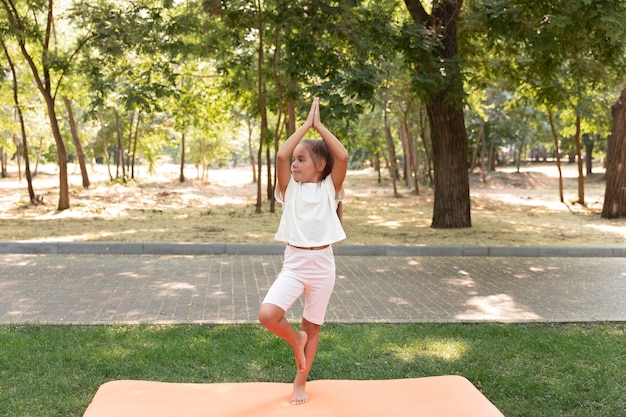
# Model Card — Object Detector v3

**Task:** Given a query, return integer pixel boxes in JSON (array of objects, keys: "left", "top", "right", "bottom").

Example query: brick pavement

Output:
[{"left": 1, "top": 248, "right": 624, "bottom": 324}]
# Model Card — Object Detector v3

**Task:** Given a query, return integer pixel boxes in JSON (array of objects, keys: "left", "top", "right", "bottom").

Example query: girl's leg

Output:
[
  {"left": 291, "top": 317, "right": 321, "bottom": 405},
  {"left": 258, "top": 303, "right": 308, "bottom": 373}
]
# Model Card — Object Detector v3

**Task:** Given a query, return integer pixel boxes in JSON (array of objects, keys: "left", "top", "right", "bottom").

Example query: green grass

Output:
[{"left": 1, "top": 323, "right": 624, "bottom": 417}]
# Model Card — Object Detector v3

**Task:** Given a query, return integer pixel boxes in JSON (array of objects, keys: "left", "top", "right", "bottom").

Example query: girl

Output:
[{"left": 258, "top": 97, "right": 348, "bottom": 405}]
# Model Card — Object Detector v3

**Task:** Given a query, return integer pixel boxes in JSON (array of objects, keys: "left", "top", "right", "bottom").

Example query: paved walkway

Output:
[{"left": 1, "top": 243, "right": 625, "bottom": 324}]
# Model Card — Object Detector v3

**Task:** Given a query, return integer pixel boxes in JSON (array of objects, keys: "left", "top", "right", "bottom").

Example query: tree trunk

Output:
[
  {"left": 63, "top": 96, "right": 90, "bottom": 189},
  {"left": 131, "top": 111, "right": 141, "bottom": 180},
  {"left": 286, "top": 97, "right": 296, "bottom": 135},
  {"left": 266, "top": 145, "right": 272, "bottom": 203},
  {"left": 99, "top": 108, "right": 113, "bottom": 181},
  {"left": 269, "top": 30, "right": 287, "bottom": 214},
  {"left": 479, "top": 121, "right": 487, "bottom": 183},
  {"left": 126, "top": 111, "right": 135, "bottom": 177},
  {"left": 488, "top": 142, "right": 497, "bottom": 172},
  {"left": 473, "top": 118, "right": 487, "bottom": 183},
  {"left": 399, "top": 126, "right": 410, "bottom": 186},
  {"left": 408, "top": 124, "right": 420, "bottom": 195},
  {"left": 12, "top": 133, "right": 22, "bottom": 181},
  {"left": 584, "top": 135, "right": 594, "bottom": 175},
  {"left": 0, "top": 148, "right": 6, "bottom": 178},
  {"left": 602, "top": 87, "right": 626, "bottom": 219},
  {"left": 246, "top": 118, "right": 256, "bottom": 183},
  {"left": 574, "top": 114, "right": 584, "bottom": 205},
  {"left": 3, "top": 0, "right": 70, "bottom": 210},
  {"left": 114, "top": 108, "right": 126, "bottom": 182},
  {"left": 398, "top": 100, "right": 419, "bottom": 194},
  {"left": 1, "top": 37, "right": 35, "bottom": 200},
  {"left": 395, "top": 111, "right": 409, "bottom": 187},
  {"left": 268, "top": 104, "right": 284, "bottom": 213},
  {"left": 19, "top": 125, "right": 37, "bottom": 204},
  {"left": 515, "top": 136, "right": 525, "bottom": 174},
  {"left": 548, "top": 109, "right": 565, "bottom": 203},
  {"left": 427, "top": 93, "right": 471, "bottom": 228},
  {"left": 180, "top": 133, "right": 186, "bottom": 183},
  {"left": 403, "top": 0, "right": 471, "bottom": 228},
  {"left": 46, "top": 101, "right": 71, "bottom": 210},
  {"left": 255, "top": 0, "right": 267, "bottom": 214},
  {"left": 15, "top": 101, "right": 36, "bottom": 205},
  {"left": 34, "top": 135, "right": 43, "bottom": 175},
  {"left": 383, "top": 103, "right": 399, "bottom": 197},
  {"left": 470, "top": 121, "right": 481, "bottom": 171},
  {"left": 4, "top": 38, "right": 37, "bottom": 202},
  {"left": 604, "top": 134, "right": 611, "bottom": 180},
  {"left": 419, "top": 105, "right": 433, "bottom": 187},
  {"left": 374, "top": 152, "right": 382, "bottom": 184}
]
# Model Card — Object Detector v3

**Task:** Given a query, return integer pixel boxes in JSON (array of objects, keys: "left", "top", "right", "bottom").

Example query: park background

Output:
[
  {"left": 1, "top": 1, "right": 625, "bottom": 417},
  {"left": 2, "top": 0, "right": 626, "bottom": 230}
]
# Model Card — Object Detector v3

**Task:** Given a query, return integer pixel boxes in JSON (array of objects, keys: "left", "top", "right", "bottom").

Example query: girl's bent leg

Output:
[{"left": 258, "top": 303, "right": 308, "bottom": 373}]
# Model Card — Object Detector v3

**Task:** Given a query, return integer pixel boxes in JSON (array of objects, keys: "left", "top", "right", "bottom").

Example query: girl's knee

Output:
[{"left": 258, "top": 303, "right": 283, "bottom": 326}]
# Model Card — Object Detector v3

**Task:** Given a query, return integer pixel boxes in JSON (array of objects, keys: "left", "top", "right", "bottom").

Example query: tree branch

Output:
[{"left": 403, "top": 0, "right": 429, "bottom": 24}]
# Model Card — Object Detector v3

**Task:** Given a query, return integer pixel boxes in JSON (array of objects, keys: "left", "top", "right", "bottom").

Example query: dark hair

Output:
[{"left": 302, "top": 139, "right": 334, "bottom": 180}]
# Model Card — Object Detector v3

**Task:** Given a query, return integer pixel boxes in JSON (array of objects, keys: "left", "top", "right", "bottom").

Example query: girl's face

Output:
[{"left": 291, "top": 143, "right": 326, "bottom": 183}]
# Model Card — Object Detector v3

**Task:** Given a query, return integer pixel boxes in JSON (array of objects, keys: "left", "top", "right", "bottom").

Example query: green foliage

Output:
[
  {"left": 2, "top": 0, "right": 626, "bottom": 195},
  {"left": 466, "top": 0, "right": 626, "bottom": 106},
  {"left": 398, "top": 18, "right": 456, "bottom": 100},
  {"left": 463, "top": 0, "right": 626, "bottom": 165}
]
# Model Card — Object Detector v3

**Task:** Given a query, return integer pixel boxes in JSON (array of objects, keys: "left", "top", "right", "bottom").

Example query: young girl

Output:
[{"left": 258, "top": 97, "right": 348, "bottom": 405}]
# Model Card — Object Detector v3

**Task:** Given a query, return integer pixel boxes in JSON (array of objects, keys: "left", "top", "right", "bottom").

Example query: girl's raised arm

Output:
[
  {"left": 312, "top": 99, "right": 349, "bottom": 193},
  {"left": 275, "top": 100, "right": 316, "bottom": 198}
]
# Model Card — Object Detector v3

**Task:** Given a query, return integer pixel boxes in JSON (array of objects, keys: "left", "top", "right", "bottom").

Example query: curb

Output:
[{"left": 1, "top": 241, "right": 625, "bottom": 257}]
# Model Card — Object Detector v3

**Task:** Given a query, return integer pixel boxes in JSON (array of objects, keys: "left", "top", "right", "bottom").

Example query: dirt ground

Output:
[{"left": 1, "top": 161, "right": 625, "bottom": 247}]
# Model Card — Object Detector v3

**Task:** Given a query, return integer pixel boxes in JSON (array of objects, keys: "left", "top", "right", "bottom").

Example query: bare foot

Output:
[
  {"left": 293, "top": 331, "right": 308, "bottom": 372},
  {"left": 291, "top": 380, "right": 308, "bottom": 405}
]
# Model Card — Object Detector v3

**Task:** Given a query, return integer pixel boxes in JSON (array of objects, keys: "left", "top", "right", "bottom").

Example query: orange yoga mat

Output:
[{"left": 83, "top": 376, "right": 505, "bottom": 417}]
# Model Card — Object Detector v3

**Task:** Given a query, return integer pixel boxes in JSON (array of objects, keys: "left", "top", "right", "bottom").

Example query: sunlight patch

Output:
[
  {"left": 389, "top": 338, "right": 468, "bottom": 362},
  {"left": 366, "top": 214, "right": 402, "bottom": 229},
  {"left": 158, "top": 282, "right": 195, "bottom": 290},
  {"left": 0, "top": 254, "right": 35, "bottom": 266},
  {"left": 388, "top": 297, "right": 410, "bottom": 306},
  {"left": 445, "top": 277, "right": 476, "bottom": 288},
  {"left": 208, "top": 196, "right": 249, "bottom": 205},
  {"left": 457, "top": 294, "right": 541, "bottom": 321},
  {"left": 478, "top": 192, "right": 569, "bottom": 211},
  {"left": 585, "top": 223, "right": 626, "bottom": 238},
  {"left": 378, "top": 220, "right": 401, "bottom": 228}
]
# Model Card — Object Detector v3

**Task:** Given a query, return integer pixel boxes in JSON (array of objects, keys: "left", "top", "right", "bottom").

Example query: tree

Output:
[
  {"left": 468, "top": 0, "right": 626, "bottom": 206},
  {"left": 254, "top": 0, "right": 269, "bottom": 214},
  {"left": 0, "top": 37, "right": 38, "bottom": 203},
  {"left": 382, "top": 99, "right": 400, "bottom": 197},
  {"left": 211, "top": 0, "right": 394, "bottom": 212},
  {"left": 402, "top": 0, "right": 471, "bottom": 228},
  {"left": 601, "top": 88, "right": 626, "bottom": 219},
  {"left": 0, "top": 0, "right": 79, "bottom": 210},
  {"left": 74, "top": 0, "right": 183, "bottom": 182},
  {"left": 62, "top": 96, "right": 90, "bottom": 188}
]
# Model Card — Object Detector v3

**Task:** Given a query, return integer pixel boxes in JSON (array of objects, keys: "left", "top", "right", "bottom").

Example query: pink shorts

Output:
[{"left": 262, "top": 245, "right": 336, "bottom": 325}]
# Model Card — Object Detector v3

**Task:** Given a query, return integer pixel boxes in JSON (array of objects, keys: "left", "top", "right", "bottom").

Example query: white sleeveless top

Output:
[{"left": 274, "top": 176, "right": 346, "bottom": 247}]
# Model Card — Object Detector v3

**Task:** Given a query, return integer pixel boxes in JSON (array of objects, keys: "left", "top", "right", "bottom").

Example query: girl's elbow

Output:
[
  {"left": 336, "top": 151, "right": 349, "bottom": 164},
  {"left": 276, "top": 152, "right": 290, "bottom": 163}
]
